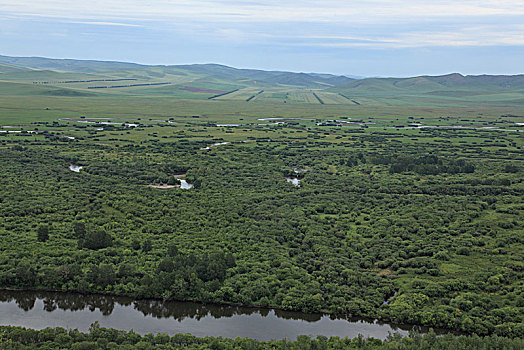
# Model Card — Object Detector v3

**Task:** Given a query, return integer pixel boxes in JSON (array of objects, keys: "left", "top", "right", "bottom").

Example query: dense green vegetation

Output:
[
  {"left": 0, "top": 58, "right": 523, "bottom": 345},
  {"left": 1, "top": 325, "right": 523, "bottom": 349},
  {"left": 1, "top": 118, "right": 522, "bottom": 338}
]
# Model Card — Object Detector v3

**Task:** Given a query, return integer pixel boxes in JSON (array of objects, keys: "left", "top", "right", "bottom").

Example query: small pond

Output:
[
  {"left": 286, "top": 177, "right": 301, "bottom": 187},
  {"left": 69, "top": 164, "right": 83, "bottom": 172},
  {"left": 178, "top": 179, "right": 194, "bottom": 189}
]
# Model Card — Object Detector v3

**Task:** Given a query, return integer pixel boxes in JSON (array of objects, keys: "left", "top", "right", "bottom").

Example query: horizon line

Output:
[{"left": 1, "top": 53, "right": 523, "bottom": 79}]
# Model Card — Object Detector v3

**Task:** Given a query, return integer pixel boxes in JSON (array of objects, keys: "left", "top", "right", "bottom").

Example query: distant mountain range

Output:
[
  {"left": 0, "top": 55, "right": 522, "bottom": 107},
  {"left": 0, "top": 55, "right": 144, "bottom": 73},
  {"left": 331, "top": 73, "right": 524, "bottom": 93},
  {"left": 2, "top": 55, "right": 520, "bottom": 90},
  {"left": 0, "top": 55, "right": 354, "bottom": 88}
]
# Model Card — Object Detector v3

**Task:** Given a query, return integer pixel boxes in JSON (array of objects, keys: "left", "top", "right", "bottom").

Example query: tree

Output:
[
  {"left": 81, "top": 229, "right": 113, "bottom": 250},
  {"left": 142, "top": 239, "right": 152, "bottom": 252},
  {"left": 157, "top": 259, "right": 174, "bottom": 273},
  {"left": 98, "top": 264, "right": 116, "bottom": 288},
  {"left": 37, "top": 225, "right": 49, "bottom": 242},
  {"left": 132, "top": 239, "right": 141, "bottom": 250},
  {"left": 16, "top": 262, "right": 36, "bottom": 287},
  {"left": 87, "top": 264, "right": 116, "bottom": 288},
  {"left": 167, "top": 243, "right": 178, "bottom": 257},
  {"left": 74, "top": 222, "right": 86, "bottom": 239}
]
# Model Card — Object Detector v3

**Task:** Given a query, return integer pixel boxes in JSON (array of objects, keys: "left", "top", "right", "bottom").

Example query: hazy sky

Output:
[{"left": 1, "top": 0, "right": 523, "bottom": 76}]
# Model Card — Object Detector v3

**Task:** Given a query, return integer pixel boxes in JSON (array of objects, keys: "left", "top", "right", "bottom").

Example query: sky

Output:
[{"left": 1, "top": 0, "right": 523, "bottom": 77}]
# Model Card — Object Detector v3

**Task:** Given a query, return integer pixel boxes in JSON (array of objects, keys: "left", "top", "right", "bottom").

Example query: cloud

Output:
[
  {"left": 288, "top": 24, "right": 524, "bottom": 48},
  {"left": 2, "top": 0, "right": 524, "bottom": 23},
  {"left": 68, "top": 21, "right": 143, "bottom": 27},
  {"left": 1, "top": 0, "right": 523, "bottom": 50}
]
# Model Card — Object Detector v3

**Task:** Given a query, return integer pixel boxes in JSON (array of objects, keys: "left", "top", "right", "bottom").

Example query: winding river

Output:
[{"left": 0, "top": 290, "right": 447, "bottom": 341}]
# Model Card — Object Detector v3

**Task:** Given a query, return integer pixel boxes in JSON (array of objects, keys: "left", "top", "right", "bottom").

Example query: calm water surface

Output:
[
  {"left": 285, "top": 177, "right": 301, "bottom": 187},
  {"left": 178, "top": 179, "right": 194, "bottom": 189},
  {"left": 0, "top": 290, "right": 439, "bottom": 341},
  {"left": 69, "top": 164, "right": 83, "bottom": 172}
]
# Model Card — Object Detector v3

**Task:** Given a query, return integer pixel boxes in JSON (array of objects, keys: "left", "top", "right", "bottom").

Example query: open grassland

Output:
[
  {"left": 0, "top": 85, "right": 523, "bottom": 127},
  {"left": 2, "top": 66, "right": 524, "bottom": 109}
]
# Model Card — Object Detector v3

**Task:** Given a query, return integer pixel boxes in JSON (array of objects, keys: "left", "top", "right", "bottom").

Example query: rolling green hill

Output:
[
  {"left": 0, "top": 56, "right": 353, "bottom": 88},
  {"left": 0, "top": 62, "right": 33, "bottom": 74},
  {"left": 0, "top": 55, "right": 145, "bottom": 73},
  {"left": 0, "top": 55, "right": 522, "bottom": 107},
  {"left": 331, "top": 73, "right": 524, "bottom": 93},
  {"left": 329, "top": 73, "right": 524, "bottom": 107}
]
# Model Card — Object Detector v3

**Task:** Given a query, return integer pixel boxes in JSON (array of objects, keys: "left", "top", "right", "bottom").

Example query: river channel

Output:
[{"left": 0, "top": 290, "right": 442, "bottom": 341}]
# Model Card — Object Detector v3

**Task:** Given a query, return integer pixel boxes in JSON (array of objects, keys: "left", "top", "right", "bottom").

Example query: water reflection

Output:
[
  {"left": 0, "top": 291, "right": 325, "bottom": 321},
  {"left": 0, "top": 290, "right": 448, "bottom": 340}
]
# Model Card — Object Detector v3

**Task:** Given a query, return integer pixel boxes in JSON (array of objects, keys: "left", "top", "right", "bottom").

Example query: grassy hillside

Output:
[
  {"left": 0, "top": 55, "right": 522, "bottom": 108},
  {"left": 0, "top": 55, "right": 145, "bottom": 73},
  {"left": 0, "top": 62, "right": 33, "bottom": 74},
  {"left": 329, "top": 74, "right": 524, "bottom": 107},
  {"left": 0, "top": 55, "right": 353, "bottom": 89},
  {"left": 332, "top": 73, "right": 524, "bottom": 92}
]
